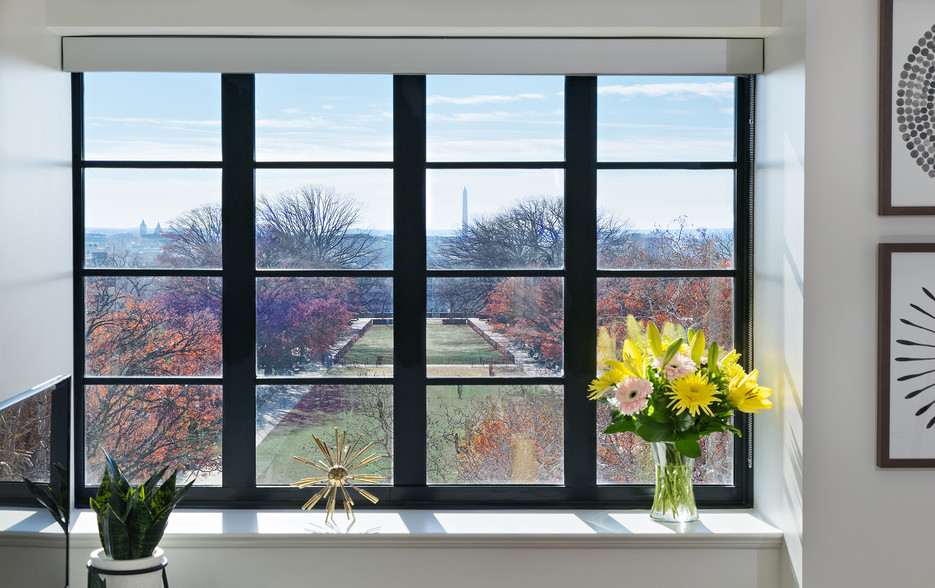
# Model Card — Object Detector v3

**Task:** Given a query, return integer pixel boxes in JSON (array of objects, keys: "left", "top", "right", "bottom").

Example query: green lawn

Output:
[
  {"left": 340, "top": 324, "right": 512, "bottom": 365},
  {"left": 426, "top": 324, "right": 511, "bottom": 364},
  {"left": 256, "top": 385, "right": 393, "bottom": 485},
  {"left": 258, "top": 324, "right": 542, "bottom": 485},
  {"left": 340, "top": 325, "right": 393, "bottom": 364}
]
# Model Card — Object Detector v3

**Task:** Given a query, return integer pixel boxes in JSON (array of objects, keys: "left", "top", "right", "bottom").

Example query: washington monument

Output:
[{"left": 462, "top": 187, "right": 468, "bottom": 231}]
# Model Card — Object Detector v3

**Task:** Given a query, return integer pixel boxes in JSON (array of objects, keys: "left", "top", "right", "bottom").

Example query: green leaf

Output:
[
  {"left": 126, "top": 490, "right": 154, "bottom": 559},
  {"left": 150, "top": 470, "right": 177, "bottom": 515},
  {"left": 675, "top": 437, "right": 702, "bottom": 458},
  {"left": 647, "top": 322, "right": 664, "bottom": 356},
  {"left": 54, "top": 463, "right": 69, "bottom": 523},
  {"left": 155, "top": 477, "right": 195, "bottom": 520},
  {"left": 88, "top": 569, "right": 105, "bottom": 588},
  {"left": 675, "top": 409, "right": 694, "bottom": 432},
  {"left": 140, "top": 513, "right": 171, "bottom": 557},
  {"left": 604, "top": 420, "right": 636, "bottom": 435},
  {"left": 93, "top": 469, "right": 117, "bottom": 515},
  {"left": 102, "top": 448, "right": 131, "bottom": 496},
  {"left": 648, "top": 406, "right": 669, "bottom": 422},
  {"left": 140, "top": 466, "right": 169, "bottom": 509},
  {"left": 635, "top": 419, "right": 674, "bottom": 442},
  {"left": 661, "top": 338, "right": 683, "bottom": 368},
  {"left": 101, "top": 504, "right": 130, "bottom": 560},
  {"left": 23, "top": 478, "right": 67, "bottom": 533}
]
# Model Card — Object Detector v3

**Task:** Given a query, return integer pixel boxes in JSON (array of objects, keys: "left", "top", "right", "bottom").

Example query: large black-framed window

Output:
[{"left": 73, "top": 72, "right": 754, "bottom": 508}]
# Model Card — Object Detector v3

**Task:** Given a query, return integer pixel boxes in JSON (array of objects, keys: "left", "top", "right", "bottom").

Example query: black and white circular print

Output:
[{"left": 896, "top": 24, "right": 935, "bottom": 179}]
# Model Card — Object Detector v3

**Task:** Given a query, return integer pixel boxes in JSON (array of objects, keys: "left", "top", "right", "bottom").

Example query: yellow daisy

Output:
[{"left": 667, "top": 373, "right": 719, "bottom": 417}]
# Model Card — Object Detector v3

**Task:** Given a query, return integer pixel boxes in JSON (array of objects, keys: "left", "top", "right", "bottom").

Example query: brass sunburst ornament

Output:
[{"left": 291, "top": 428, "right": 385, "bottom": 523}]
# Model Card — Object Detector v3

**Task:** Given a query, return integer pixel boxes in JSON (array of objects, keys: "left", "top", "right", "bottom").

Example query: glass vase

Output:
[{"left": 649, "top": 441, "right": 699, "bottom": 523}]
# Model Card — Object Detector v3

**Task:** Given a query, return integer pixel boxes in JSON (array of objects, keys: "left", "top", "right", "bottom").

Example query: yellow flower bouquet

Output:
[{"left": 589, "top": 320, "right": 772, "bottom": 522}]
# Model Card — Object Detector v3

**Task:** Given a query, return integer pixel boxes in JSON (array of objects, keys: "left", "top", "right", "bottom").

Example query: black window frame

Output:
[{"left": 73, "top": 72, "right": 755, "bottom": 509}]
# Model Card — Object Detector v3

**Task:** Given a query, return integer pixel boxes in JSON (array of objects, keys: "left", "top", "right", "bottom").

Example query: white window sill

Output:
[{"left": 0, "top": 508, "right": 781, "bottom": 550}]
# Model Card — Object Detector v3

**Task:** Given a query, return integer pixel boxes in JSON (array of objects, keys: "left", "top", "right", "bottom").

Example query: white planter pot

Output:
[{"left": 88, "top": 547, "right": 168, "bottom": 588}]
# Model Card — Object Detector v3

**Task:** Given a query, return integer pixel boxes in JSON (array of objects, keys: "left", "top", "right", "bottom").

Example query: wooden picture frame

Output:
[
  {"left": 878, "top": 243, "right": 935, "bottom": 467},
  {"left": 879, "top": 0, "right": 935, "bottom": 214}
]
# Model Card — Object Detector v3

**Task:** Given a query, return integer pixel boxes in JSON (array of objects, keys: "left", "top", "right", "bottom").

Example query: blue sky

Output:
[{"left": 84, "top": 73, "right": 735, "bottom": 233}]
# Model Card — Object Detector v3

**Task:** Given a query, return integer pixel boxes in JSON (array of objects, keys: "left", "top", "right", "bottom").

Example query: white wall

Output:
[
  {"left": 754, "top": 0, "right": 805, "bottom": 587},
  {"left": 803, "top": 0, "right": 935, "bottom": 585},
  {"left": 0, "top": 0, "right": 72, "bottom": 402}
]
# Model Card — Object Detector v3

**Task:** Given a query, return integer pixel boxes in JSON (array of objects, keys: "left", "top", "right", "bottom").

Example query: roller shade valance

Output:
[{"left": 63, "top": 36, "right": 763, "bottom": 74}]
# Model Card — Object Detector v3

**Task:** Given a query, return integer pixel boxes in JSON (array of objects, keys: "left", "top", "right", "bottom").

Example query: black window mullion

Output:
[
  {"left": 393, "top": 75, "right": 428, "bottom": 490},
  {"left": 563, "top": 76, "right": 598, "bottom": 499},
  {"left": 732, "top": 75, "right": 756, "bottom": 506},
  {"left": 221, "top": 74, "right": 257, "bottom": 496},
  {"left": 72, "top": 72, "right": 89, "bottom": 500}
]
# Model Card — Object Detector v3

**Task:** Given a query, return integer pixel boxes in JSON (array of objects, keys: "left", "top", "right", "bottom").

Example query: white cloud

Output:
[
  {"left": 84, "top": 138, "right": 221, "bottom": 161},
  {"left": 281, "top": 108, "right": 302, "bottom": 114},
  {"left": 426, "top": 137, "right": 564, "bottom": 162},
  {"left": 321, "top": 105, "right": 335, "bottom": 110},
  {"left": 596, "top": 136, "right": 734, "bottom": 162},
  {"left": 426, "top": 93, "right": 545, "bottom": 105},
  {"left": 255, "top": 117, "right": 331, "bottom": 129},
  {"left": 718, "top": 107, "right": 735, "bottom": 115},
  {"left": 88, "top": 116, "right": 220, "bottom": 127},
  {"left": 427, "top": 111, "right": 516, "bottom": 123},
  {"left": 597, "top": 82, "right": 734, "bottom": 101}
]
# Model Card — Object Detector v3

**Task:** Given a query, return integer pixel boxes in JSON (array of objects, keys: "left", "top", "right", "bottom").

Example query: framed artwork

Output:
[
  {"left": 878, "top": 243, "right": 935, "bottom": 466},
  {"left": 880, "top": 0, "right": 935, "bottom": 214}
]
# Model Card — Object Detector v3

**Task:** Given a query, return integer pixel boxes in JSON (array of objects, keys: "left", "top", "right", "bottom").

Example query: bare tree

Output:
[
  {"left": 257, "top": 184, "right": 381, "bottom": 269},
  {"left": 434, "top": 195, "right": 632, "bottom": 270},
  {"left": 433, "top": 196, "right": 564, "bottom": 269},
  {"left": 157, "top": 204, "right": 223, "bottom": 268}
]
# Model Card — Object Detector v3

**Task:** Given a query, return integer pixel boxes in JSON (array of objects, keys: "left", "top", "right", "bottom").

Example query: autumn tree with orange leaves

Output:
[
  {"left": 84, "top": 277, "right": 223, "bottom": 482},
  {"left": 439, "top": 386, "right": 563, "bottom": 484}
]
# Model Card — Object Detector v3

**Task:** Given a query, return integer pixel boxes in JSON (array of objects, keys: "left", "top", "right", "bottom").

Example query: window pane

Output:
[
  {"left": 84, "top": 73, "right": 221, "bottom": 161},
  {"left": 597, "top": 277, "right": 734, "bottom": 349},
  {"left": 0, "top": 388, "right": 51, "bottom": 482},
  {"left": 85, "top": 169, "right": 223, "bottom": 269},
  {"left": 597, "top": 170, "right": 734, "bottom": 270},
  {"left": 85, "top": 385, "right": 222, "bottom": 485},
  {"left": 256, "top": 384, "right": 393, "bottom": 485},
  {"left": 596, "top": 422, "right": 733, "bottom": 485},
  {"left": 428, "top": 277, "right": 563, "bottom": 377},
  {"left": 256, "top": 170, "right": 392, "bottom": 269},
  {"left": 257, "top": 278, "right": 392, "bottom": 377},
  {"left": 427, "top": 384, "right": 563, "bottom": 484},
  {"left": 595, "top": 287, "right": 734, "bottom": 485},
  {"left": 597, "top": 75, "right": 735, "bottom": 162},
  {"left": 427, "top": 169, "right": 564, "bottom": 269},
  {"left": 255, "top": 74, "right": 392, "bottom": 162},
  {"left": 426, "top": 75, "right": 564, "bottom": 162},
  {"left": 85, "top": 277, "right": 222, "bottom": 377}
]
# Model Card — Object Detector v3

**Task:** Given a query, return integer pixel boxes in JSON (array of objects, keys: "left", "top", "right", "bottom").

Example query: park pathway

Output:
[
  {"left": 467, "top": 318, "right": 558, "bottom": 377},
  {"left": 255, "top": 318, "right": 374, "bottom": 445}
]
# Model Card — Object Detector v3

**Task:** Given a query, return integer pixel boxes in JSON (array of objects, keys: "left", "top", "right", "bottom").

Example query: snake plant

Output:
[{"left": 89, "top": 450, "right": 194, "bottom": 560}]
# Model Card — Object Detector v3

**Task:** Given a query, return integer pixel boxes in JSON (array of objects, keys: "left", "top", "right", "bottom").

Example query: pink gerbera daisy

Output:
[
  {"left": 612, "top": 376, "right": 653, "bottom": 415},
  {"left": 652, "top": 352, "right": 696, "bottom": 380}
]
